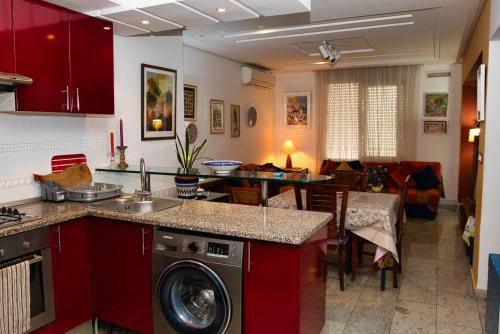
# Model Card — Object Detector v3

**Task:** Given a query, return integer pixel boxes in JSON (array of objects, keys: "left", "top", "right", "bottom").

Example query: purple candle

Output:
[{"left": 119, "top": 119, "right": 123, "bottom": 146}]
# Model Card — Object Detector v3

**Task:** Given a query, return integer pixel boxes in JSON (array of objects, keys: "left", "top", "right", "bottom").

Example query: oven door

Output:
[{"left": 29, "top": 247, "right": 55, "bottom": 332}]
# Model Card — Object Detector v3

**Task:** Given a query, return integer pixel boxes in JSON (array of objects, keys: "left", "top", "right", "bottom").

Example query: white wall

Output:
[
  {"left": 476, "top": 39, "right": 500, "bottom": 290},
  {"left": 183, "top": 46, "right": 275, "bottom": 164},
  {"left": 273, "top": 72, "right": 317, "bottom": 172},
  {"left": 416, "top": 64, "right": 462, "bottom": 202},
  {"left": 0, "top": 37, "right": 275, "bottom": 204}
]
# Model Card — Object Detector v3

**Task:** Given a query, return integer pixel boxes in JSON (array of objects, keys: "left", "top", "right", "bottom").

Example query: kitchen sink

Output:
[{"left": 88, "top": 196, "right": 182, "bottom": 214}]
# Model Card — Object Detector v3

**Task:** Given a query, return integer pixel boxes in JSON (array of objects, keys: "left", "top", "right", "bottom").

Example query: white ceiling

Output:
[{"left": 44, "top": 0, "right": 483, "bottom": 72}]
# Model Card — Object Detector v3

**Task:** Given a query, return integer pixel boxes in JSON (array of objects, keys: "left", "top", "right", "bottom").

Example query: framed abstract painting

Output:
[{"left": 284, "top": 92, "right": 311, "bottom": 129}]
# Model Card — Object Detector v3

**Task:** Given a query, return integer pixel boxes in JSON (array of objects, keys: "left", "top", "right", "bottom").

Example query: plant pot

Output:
[{"left": 174, "top": 176, "right": 199, "bottom": 199}]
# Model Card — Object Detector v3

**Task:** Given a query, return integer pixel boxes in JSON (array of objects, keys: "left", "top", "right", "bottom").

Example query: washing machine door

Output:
[{"left": 157, "top": 260, "right": 231, "bottom": 334}]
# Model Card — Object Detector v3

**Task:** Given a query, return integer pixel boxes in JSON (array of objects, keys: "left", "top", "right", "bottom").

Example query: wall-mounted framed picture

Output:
[
  {"left": 230, "top": 104, "right": 240, "bottom": 137},
  {"left": 424, "top": 120, "right": 447, "bottom": 134},
  {"left": 210, "top": 99, "right": 224, "bottom": 134},
  {"left": 284, "top": 92, "right": 311, "bottom": 129},
  {"left": 424, "top": 93, "right": 448, "bottom": 118},
  {"left": 141, "top": 64, "right": 177, "bottom": 141},
  {"left": 184, "top": 84, "right": 197, "bottom": 121}
]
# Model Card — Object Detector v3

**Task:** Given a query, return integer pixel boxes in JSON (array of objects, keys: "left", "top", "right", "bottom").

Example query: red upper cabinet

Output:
[
  {"left": 92, "top": 219, "right": 154, "bottom": 334},
  {"left": 69, "top": 12, "right": 114, "bottom": 114},
  {"left": 0, "top": 0, "right": 15, "bottom": 73},
  {"left": 50, "top": 218, "right": 93, "bottom": 334},
  {"left": 12, "top": 0, "right": 70, "bottom": 112}
]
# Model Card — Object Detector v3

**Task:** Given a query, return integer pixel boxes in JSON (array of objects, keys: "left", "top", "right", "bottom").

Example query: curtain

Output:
[{"left": 315, "top": 65, "right": 420, "bottom": 168}]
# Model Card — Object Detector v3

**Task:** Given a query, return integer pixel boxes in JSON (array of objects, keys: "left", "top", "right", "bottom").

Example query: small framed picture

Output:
[
  {"left": 284, "top": 92, "right": 311, "bottom": 129},
  {"left": 230, "top": 104, "right": 240, "bottom": 137},
  {"left": 210, "top": 99, "right": 224, "bottom": 134},
  {"left": 424, "top": 121, "right": 447, "bottom": 134},
  {"left": 141, "top": 64, "right": 177, "bottom": 140},
  {"left": 184, "top": 84, "right": 197, "bottom": 121},
  {"left": 424, "top": 93, "right": 448, "bottom": 118}
]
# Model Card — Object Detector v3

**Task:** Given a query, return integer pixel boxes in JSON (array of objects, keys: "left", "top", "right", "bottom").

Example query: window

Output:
[{"left": 325, "top": 83, "right": 400, "bottom": 160}]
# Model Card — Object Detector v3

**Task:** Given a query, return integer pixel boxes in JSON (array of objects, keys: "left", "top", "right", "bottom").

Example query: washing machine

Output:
[{"left": 152, "top": 228, "right": 244, "bottom": 334}]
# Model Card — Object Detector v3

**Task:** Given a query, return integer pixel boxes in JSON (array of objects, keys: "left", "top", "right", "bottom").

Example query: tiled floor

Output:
[{"left": 321, "top": 207, "right": 486, "bottom": 334}]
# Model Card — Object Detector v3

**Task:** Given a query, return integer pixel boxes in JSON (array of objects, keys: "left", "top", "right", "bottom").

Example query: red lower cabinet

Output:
[
  {"left": 92, "top": 219, "right": 154, "bottom": 334},
  {"left": 50, "top": 218, "right": 93, "bottom": 334},
  {"left": 31, "top": 323, "right": 55, "bottom": 334},
  {"left": 244, "top": 225, "right": 327, "bottom": 334}
]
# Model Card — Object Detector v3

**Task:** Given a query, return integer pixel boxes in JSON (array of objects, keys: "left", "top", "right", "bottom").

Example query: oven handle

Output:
[
  {"left": 0, "top": 254, "right": 43, "bottom": 270},
  {"left": 29, "top": 255, "right": 43, "bottom": 265}
]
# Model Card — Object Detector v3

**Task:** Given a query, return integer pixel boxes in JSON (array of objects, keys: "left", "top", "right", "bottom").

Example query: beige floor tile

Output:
[
  {"left": 404, "top": 257, "right": 438, "bottom": 275},
  {"left": 436, "top": 325, "right": 482, "bottom": 334},
  {"left": 344, "top": 308, "right": 394, "bottom": 334},
  {"left": 320, "top": 320, "right": 347, "bottom": 334},
  {"left": 409, "top": 243, "right": 438, "bottom": 260},
  {"left": 399, "top": 273, "right": 436, "bottom": 305},
  {"left": 437, "top": 269, "right": 474, "bottom": 297},
  {"left": 437, "top": 293, "right": 482, "bottom": 330},
  {"left": 390, "top": 299, "right": 436, "bottom": 334}
]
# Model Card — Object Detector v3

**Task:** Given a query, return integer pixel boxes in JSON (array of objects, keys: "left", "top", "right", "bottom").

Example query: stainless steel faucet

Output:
[{"left": 137, "top": 158, "right": 151, "bottom": 200}]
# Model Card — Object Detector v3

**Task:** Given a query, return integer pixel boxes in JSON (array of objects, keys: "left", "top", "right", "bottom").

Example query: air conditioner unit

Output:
[{"left": 241, "top": 66, "right": 275, "bottom": 89}]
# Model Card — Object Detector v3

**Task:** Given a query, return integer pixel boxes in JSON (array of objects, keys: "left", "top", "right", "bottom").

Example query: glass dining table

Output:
[{"left": 95, "top": 166, "right": 332, "bottom": 206}]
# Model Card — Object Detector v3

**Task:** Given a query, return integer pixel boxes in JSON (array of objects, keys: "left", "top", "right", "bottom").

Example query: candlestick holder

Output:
[
  {"left": 116, "top": 146, "right": 128, "bottom": 170},
  {"left": 109, "top": 155, "right": 116, "bottom": 168}
]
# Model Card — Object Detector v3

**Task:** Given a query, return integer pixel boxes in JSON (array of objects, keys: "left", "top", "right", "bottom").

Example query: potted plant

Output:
[{"left": 174, "top": 127, "right": 207, "bottom": 199}]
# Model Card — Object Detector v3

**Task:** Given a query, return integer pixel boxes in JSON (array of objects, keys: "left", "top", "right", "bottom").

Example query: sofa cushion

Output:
[
  {"left": 389, "top": 163, "right": 414, "bottom": 187},
  {"left": 319, "top": 159, "right": 338, "bottom": 175},
  {"left": 347, "top": 160, "right": 363, "bottom": 171},
  {"left": 412, "top": 165, "right": 441, "bottom": 190},
  {"left": 407, "top": 188, "right": 441, "bottom": 207},
  {"left": 337, "top": 161, "right": 354, "bottom": 171},
  {"left": 366, "top": 166, "right": 389, "bottom": 187}
]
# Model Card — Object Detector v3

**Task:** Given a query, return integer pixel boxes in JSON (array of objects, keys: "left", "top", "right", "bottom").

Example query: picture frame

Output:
[
  {"left": 141, "top": 64, "right": 177, "bottom": 141},
  {"left": 424, "top": 93, "right": 448, "bottom": 118},
  {"left": 424, "top": 120, "right": 447, "bottom": 134},
  {"left": 230, "top": 104, "right": 240, "bottom": 137},
  {"left": 210, "top": 99, "right": 224, "bottom": 134},
  {"left": 284, "top": 92, "right": 311, "bottom": 129},
  {"left": 184, "top": 84, "right": 197, "bottom": 121}
]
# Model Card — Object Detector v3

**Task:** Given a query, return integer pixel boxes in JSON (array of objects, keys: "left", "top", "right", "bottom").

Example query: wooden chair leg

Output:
[
  {"left": 397, "top": 242, "right": 403, "bottom": 274},
  {"left": 338, "top": 247, "right": 345, "bottom": 291},
  {"left": 350, "top": 240, "right": 357, "bottom": 282},
  {"left": 380, "top": 269, "right": 386, "bottom": 291}
]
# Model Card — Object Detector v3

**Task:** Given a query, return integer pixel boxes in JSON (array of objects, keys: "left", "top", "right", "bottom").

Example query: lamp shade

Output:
[
  {"left": 468, "top": 128, "right": 480, "bottom": 142},
  {"left": 281, "top": 140, "right": 297, "bottom": 153}
]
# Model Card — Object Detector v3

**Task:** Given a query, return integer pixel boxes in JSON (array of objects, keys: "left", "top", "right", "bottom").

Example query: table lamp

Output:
[
  {"left": 468, "top": 128, "right": 480, "bottom": 142},
  {"left": 281, "top": 139, "right": 297, "bottom": 169}
]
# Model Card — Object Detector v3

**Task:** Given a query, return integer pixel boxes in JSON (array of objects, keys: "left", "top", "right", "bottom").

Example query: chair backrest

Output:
[
  {"left": 330, "top": 170, "right": 369, "bottom": 191},
  {"left": 306, "top": 184, "right": 349, "bottom": 240},
  {"left": 396, "top": 175, "right": 411, "bottom": 242},
  {"left": 228, "top": 187, "right": 262, "bottom": 206}
]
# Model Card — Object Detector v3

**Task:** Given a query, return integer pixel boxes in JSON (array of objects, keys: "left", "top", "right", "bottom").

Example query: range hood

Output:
[{"left": 0, "top": 72, "right": 33, "bottom": 92}]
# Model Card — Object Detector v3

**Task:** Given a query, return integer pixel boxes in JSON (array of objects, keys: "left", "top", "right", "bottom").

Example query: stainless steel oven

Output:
[{"left": 0, "top": 227, "right": 55, "bottom": 332}]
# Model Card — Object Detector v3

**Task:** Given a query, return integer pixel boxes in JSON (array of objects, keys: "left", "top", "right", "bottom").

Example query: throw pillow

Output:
[
  {"left": 389, "top": 164, "right": 413, "bottom": 187},
  {"left": 412, "top": 165, "right": 441, "bottom": 189},
  {"left": 367, "top": 166, "right": 388, "bottom": 187},
  {"left": 319, "top": 159, "right": 338, "bottom": 175},
  {"left": 347, "top": 160, "right": 363, "bottom": 171},
  {"left": 336, "top": 161, "right": 354, "bottom": 171}
]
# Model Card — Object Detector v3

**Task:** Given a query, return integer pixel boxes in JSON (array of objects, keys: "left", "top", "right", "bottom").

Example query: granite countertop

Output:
[{"left": 0, "top": 200, "right": 332, "bottom": 245}]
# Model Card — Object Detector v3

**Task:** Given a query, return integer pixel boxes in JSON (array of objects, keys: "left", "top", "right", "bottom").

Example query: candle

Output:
[
  {"left": 119, "top": 119, "right": 123, "bottom": 146},
  {"left": 110, "top": 132, "right": 115, "bottom": 156}
]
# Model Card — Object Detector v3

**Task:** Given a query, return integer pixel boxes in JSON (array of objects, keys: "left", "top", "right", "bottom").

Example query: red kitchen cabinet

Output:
[
  {"left": 69, "top": 12, "right": 114, "bottom": 114},
  {"left": 50, "top": 218, "right": 93, "bottom": 334},
  {"left": 12, "top": 0, "right": 71, "bottom": 112},
  {"left": 244, "top": 225, "right": 328, "bottom": 334},
  {"left": 0, "top": 0, "right": 15, "bottom": 73},
  {"left": 92, "top": 219, "right": 154, "bottom": 334},
  {"left": 31, "top": 323, "right": 55, "bottom": 334}
]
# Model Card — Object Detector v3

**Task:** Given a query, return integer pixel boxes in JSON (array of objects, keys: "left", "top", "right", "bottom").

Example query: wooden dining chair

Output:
[
  {"left": 330, "top": 170, "right": 369, "bottom": 191},
  {"left": 305, "top": 184, "right": 351, "bottom": 291},
  {"left": 228, "top": 187, "right": 262, "bottom": 206}
]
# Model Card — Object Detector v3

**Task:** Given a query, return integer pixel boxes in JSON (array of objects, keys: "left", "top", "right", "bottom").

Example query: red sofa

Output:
[{"left": 320, "top": 160, "right": 444, "bottom": 220}]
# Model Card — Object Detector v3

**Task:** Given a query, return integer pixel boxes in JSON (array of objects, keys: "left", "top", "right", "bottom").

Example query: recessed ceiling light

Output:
[
  {"left": 141, "top": 20, "right": 150, "bottom": 25},
  {"left": 308, "top": 48, "right": 375, "bottom": 56},
  {"left": 216, "top": 7, "right": 227, "bottom": 13},
  {"left": 103, "top": 26, "right": 111, "bottom": 30},
  {"left": 224, "top": 13, "right": 413, "bottom": 38},
  {"left": 235, "top": 22, "right": 414, "bottom": 43}
]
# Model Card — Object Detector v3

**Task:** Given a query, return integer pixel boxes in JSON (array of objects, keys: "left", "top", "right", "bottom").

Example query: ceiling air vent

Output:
[
  {"left": 241, "top": 66, "right": 275, "bottom": 89},
  {"left": 427, "top": 72, "right": 451, "bottom": 78}
]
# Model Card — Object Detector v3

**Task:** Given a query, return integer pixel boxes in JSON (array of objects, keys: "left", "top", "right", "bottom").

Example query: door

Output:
[
  {"left": 92, "top": 219, "right": 154, "bottom": 334},
  {"left": 156, "top": 260, "right": 232, "bottom": 333},
  {"left": 0, "top": 0, "right": 15, "bottom": 73},
  {"left": 12, "top": 0, "right": 70, "bottom": 112},
  {"left": 69, "top": 12, "right": 114, "bottom": 114},
  {"left": 50, "top": 218, "right": 93, "bottom": 334},
  {"left": 243, "top": 240, "right": 298, "bottom": 334}
]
